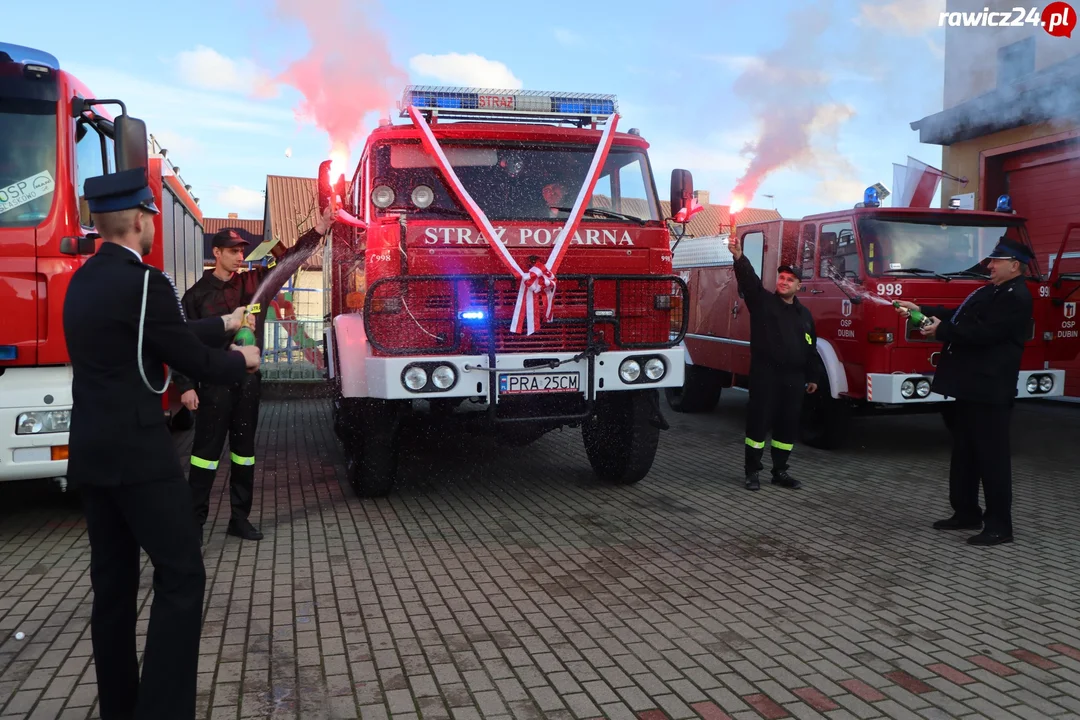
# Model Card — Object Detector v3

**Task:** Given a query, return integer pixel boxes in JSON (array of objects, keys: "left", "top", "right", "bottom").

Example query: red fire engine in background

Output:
[
  {"left": 669, "top": 187, "right": 1080, "bottom": 449},
  {"left": 1, "top": 42, "right": 204, "bottom": 490},
  {"left": 321, "top": 86, "right": 691, "bottom": 497}
]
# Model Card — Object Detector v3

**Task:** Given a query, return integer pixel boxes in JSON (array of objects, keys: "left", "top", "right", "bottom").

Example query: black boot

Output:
[
  {"left": 932, "top": 515, "right": 983, "bottom": 531},
  {"left": 227, "top": 517, "right": 263, "bottom": 541},
  {"left": 745, "top": 472, "right": 761, "bottom": 491},
  {"left": 771, "top": 470, "right": 802, "bottom": 489}
]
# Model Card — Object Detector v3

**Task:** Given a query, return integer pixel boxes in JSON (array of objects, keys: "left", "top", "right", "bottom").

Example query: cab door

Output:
[{"left": 1047, "top": 223, "right": 1080, "bottom": 396}]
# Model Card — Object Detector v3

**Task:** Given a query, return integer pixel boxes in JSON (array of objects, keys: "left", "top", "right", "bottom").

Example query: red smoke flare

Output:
[{"left": 274, "top": 0, "right": 408, "bottom": 165}]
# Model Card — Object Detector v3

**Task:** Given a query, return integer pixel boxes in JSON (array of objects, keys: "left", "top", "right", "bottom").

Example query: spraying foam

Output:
[{"left": 249, "top": 240, "right": 325, "bottom": 311}]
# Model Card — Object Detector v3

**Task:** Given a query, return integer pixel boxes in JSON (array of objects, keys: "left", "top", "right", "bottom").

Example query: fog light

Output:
[
  {"left": 901, "top": 379, "right": 915, "bottom": 399},
  {"left": 411, "top": 185, "right": 434, "bottom": 209},
  {"left": 403, "top": 366, "right": 428, "bottom": 391},
  {"left": 644, "top": 358, "right": 665, "bottom": 381},
  {"left": 619, "top": 359, "right": 641, "bottom": 383},
  {"left": 1039, "top": 375, "right": 1053, "bottom": 393},
  {"left": 1026, "top": 376, "right": 1038, "bottom": 394},
  {"left": 915, "top": 379, "right": 931, "bottom": 398},
  {"left": 371, "top": 185, "right": 395, "bottom": 208},
  {"left": 431, "top": 365, "right": 455, "bottom": 390}
]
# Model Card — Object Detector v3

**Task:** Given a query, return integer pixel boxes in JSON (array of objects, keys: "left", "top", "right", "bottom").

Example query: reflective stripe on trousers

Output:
[
  {"left": 191, "top": 456, "right": 219, "bottom": 470},
  {"left": 230, "top": 453, "right": 255, "bottom": 466}
]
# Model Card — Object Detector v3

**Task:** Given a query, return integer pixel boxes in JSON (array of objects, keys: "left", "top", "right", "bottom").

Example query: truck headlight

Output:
[
  {"left": 371, "top": 185, "right": 395, "bottom": 208},
  {"left": 915, "top": 379, "right": 931, "bottom": 398},
  {"left": 431, "top": 365, "right": 456, "bottom": 390},
  {"left": 411, "top": 185, "right": 434, "bottom": 209},
  {"left": 403, "top": 366, "right": 428, "bottom": 391},
  {"left": 1039, "top": 375, "right": 1053, "bottom": 393},
  {"left": 1026, "top": 376, "right": 1039, "bottom": 394},
  {"left": 17, "top": 410, "right": 71, "bottom": 435},
  {"left": 619, "top": 359, "right": 641, "bottom": 383},
  {"left": 901, "top": 379, "right": 915, "bottom": 399},
  {"left": 644, "top": 358, "right": 666, "bottom": 381}
]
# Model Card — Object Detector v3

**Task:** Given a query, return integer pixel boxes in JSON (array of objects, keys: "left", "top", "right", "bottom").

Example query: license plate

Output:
[{"left": 498, "top": 372, "right": 580, "bottom": 395}]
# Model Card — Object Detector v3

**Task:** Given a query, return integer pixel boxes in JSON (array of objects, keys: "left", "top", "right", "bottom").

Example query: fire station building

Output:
[{"left": 910, "top": 0, "right": 1080, "bottom": 398}]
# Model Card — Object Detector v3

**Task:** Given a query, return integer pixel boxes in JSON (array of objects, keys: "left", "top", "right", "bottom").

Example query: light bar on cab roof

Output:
[{"left": 399, "top": 86, "right": 618, "bottom": 122}]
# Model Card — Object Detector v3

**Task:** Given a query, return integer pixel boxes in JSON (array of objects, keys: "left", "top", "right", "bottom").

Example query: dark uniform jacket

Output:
[
  {"left": 62, "top": 242, "right": 248, "bottom": 486},
  {"left": 921, "top": 274, "right": 1032, "bottom": 405},
  {"left": 175, "top": 227, "right": 323, "bottom": 394},
  {"left": 734, "top": 255, "right": 822, "bottom": 381}
]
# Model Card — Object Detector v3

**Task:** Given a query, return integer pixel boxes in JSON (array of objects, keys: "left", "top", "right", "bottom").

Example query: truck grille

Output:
[{"left": 363, "top": 274, "right": 687, "bottom": 356}]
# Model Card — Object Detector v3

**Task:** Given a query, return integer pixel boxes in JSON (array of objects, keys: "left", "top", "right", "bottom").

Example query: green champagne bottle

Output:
[
  {"left": 234, "top": 326, "right": 256, "bottom": 346},
  {"left": 894, "top": 300, "right": 932, "bottom": 328}
]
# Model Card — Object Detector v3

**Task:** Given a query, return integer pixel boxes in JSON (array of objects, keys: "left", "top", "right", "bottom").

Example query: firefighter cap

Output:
[
  {"left": 777, "top": 264, "right": 802, "bottom": 281},
  {"left": 212, "top": 229, "right": 249, "bottom": 249},
  {"left": 985, "top": 237, "right": 1034, "bottom": 265},
  {"left": 83, "top": 168, "right": 159, "bottom": 215}
]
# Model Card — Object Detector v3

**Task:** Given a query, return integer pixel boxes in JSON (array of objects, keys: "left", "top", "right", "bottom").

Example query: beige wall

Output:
[
  {"left": 289, "top": 270, "right": 326, "bottom": 320},
  {"left": 943, "top": 0, "right": 1080, "bottom": 109},
  {"left": 939, "top": 121, "right": 1080, "bottom": 207}
]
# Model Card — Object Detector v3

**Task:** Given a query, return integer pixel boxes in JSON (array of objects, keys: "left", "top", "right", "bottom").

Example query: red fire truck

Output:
[
  {"left": 321, "top": 86, "right": 691, "bottom": 496},
  {"left": 668, "top": 187, "right": 1080, "bottom": 449},
  {"left": 1, "top": 42, "right": 205, "bottom": 490}
]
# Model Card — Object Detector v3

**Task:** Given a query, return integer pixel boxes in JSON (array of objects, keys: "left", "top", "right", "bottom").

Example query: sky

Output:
[{"left": 6, "top": 0, "right": 950, "bottom": 221}]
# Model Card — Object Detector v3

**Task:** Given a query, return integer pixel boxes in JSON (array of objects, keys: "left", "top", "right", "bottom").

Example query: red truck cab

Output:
[
  {"left": 323, "top": 87, "right": 691, "bottom": 496},
  {"left": 1, "top": 42, "right": 203, "bottom": 489},
  {"left": 670, "top": 187, "right": 1080, "bottom": 448}
]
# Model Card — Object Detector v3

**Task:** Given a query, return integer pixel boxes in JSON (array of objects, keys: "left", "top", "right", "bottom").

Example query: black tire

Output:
[
  {"left": 337, "top": 398, "right": 400, "bottom": 498},
  {"left": 800, "top": 376, "right": 850, "bottom": 450},
  {"left": 582, "top": 390, "right": 660, "bottom": 485},
  {"left": 664, "top": 364, "right": 724, "bottom": 413}
]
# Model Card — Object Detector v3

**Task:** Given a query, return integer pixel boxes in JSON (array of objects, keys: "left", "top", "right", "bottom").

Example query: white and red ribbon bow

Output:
[{"left": 409, "top": 105, "right": 618, "bottom": 335}]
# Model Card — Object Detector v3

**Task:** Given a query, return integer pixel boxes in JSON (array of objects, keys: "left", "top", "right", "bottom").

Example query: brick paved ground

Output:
[{"left": 2, "top": 388, "right": 1080, "bottom": 720}]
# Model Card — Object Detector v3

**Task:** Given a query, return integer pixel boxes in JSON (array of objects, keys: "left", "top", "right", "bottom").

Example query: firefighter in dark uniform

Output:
[
  {"left": 729, "top": 235, "right": 822, "bottom": 491},
  {"left": 176, "top": 217, "right": 332, "bottom": 543},
  {"left": 62, "top": 168, "right": 261, "bottom": 720},
  {"left": 894, "top": 237, "right": 1033, "bottom": 546}
]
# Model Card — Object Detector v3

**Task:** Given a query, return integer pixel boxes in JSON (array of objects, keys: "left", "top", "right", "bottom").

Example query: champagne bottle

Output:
[
  {"left": 233, "top": 308, "right": 256, "bottom": 346},
  {"left": 893, "top": 300, "right": 932, "bottom": 328}
]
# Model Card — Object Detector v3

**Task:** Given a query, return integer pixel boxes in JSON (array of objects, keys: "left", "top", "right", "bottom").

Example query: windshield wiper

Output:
[
  {"left": 883, "top": 267, "right": 951, "bottom": 282},
  {"left": 551, "top": 206, "right": 647, "bottom": 226},
  {"left": 941, "top": 269, "right": 988, "bottom": 279}
]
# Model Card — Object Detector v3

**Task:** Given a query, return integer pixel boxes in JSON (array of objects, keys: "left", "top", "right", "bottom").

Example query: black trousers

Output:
[
  {"left": 188, "top": 372, "right": 260, "bottom": 528},
  {"left": 81, "top": 480, "right": 205, "bottom": 720},
  {"left": 943, "top": 400, "right": 1014, "bottom": 535},
  {"left": 745, "top": 366, "right": 805, "bottom": 476}
]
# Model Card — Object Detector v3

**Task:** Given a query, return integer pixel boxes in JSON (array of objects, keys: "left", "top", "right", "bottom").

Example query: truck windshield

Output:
[
  {"left": 857, "top": 217, "right": 1032, "bottom": 278},
  {"left": 374, "top": 141, "right": 660, "bottom": 222},
  {"left": 0, "top": 99, "right": 58, "bottom": 228}
]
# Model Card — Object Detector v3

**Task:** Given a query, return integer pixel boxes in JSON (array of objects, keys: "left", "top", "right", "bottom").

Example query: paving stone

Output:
[{"left": 0, "top": 395, "right": 1078, "bottom": 720}]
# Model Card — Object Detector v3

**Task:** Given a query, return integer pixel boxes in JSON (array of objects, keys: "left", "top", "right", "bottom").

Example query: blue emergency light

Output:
[
  {"left": 459, "top": 309, "right": 486, "bottom": 322},
  {"left": 400, "top": 86, "right": 618, "bottom": 121},
  {"left": 995, "top": 194, "right": 1013, "bottom": 213},
  {"left": 0, "top": 345, "right": 17, "bottom": 361},
  {"left": 862, "top": 186, "right": 881, "bottom": 208}
]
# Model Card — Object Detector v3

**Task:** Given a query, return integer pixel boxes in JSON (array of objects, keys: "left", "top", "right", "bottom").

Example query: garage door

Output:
[{"left": 1005, "top": 143, "right": 1080, "bottom": 397}]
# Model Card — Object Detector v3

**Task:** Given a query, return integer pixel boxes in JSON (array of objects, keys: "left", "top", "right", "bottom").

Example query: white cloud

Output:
[
  {"left": 174, "top": 46, "right": 278, "bottom": 97},
  {"left": 553, "top": 28, "right": 583, "bottom": 46},
  {"left": 408, "top": 53, "right": 523, "bottom": 89},
  {"left": 857, "top": 0, "right": 946, "bottom": 36},
  {"left": 216, "top": 186, "right": 266, "bottom": 215}
]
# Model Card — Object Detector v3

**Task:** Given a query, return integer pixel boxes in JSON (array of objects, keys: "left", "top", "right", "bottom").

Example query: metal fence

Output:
[{"left": 260, "top": 318, "right": 327, "bottom": 381}]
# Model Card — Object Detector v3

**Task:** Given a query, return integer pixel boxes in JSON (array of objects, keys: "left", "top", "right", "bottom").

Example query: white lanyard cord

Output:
[{"left": 138, "top": 269, "right": 171, "bottom": 395}]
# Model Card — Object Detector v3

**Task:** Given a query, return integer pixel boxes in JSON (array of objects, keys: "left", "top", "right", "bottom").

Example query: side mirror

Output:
[
  {"left": 114, "top": 114, "right": 148, "bottom": 172},
  {"left": 670, "top": 169, "right": 694, "bottom": 216}
]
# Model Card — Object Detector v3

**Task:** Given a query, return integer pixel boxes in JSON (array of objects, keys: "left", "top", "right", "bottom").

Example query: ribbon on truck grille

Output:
[{"left": 408, "top": 105, "right": 618, "bottom": 335}]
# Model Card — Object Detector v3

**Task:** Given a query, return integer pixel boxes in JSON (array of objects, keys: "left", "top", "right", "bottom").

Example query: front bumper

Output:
[
  {"left": 0, "top": 367, "right": 72, "bottom": 483},
  {"left": 865, "top": 369, "right": 1065, "bottom": 404},
  {"left": 341, "top": 349, "right": 685, "bottom": 401}
]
